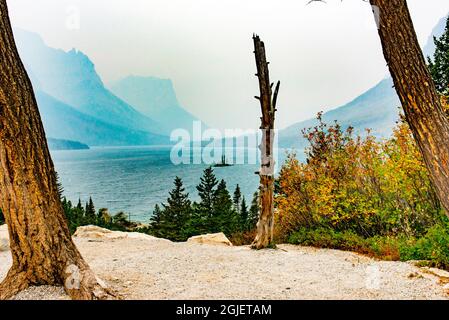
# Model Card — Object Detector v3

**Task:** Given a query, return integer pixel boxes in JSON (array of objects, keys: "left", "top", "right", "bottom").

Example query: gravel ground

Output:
[{"left": 1, "top": 231, "right": 448, "bottom": 300}]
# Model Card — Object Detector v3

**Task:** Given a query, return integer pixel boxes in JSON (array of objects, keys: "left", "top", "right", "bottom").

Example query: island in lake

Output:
[
  {"left": 47, "top": 138, "right": 90, "bottom": 151},
  {"left": 213, "top": 155, "right": 233, "bottom": 168}
]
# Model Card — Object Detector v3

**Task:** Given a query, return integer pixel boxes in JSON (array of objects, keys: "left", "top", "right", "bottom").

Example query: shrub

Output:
[
  {"left": 276, "top": 114, "right": 448, "bottom": 268},
  {"left": 399, "top": 222, "right": 449, "bottom": 269},
  {"left": 276, "top": 115, "right": 443, "bottom": 240},
  {"left": 288, "top": 228, "right": 369, "bottom": 254}
]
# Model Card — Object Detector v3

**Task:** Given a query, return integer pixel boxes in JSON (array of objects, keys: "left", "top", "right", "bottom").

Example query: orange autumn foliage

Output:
[{"left": 275, "top": 113, "right": 443, "bottom": 242}]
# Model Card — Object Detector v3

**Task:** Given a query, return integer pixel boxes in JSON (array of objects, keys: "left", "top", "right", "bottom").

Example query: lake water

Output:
[{"left": 52, "top": 146, "right": 295, "bottom": 223}]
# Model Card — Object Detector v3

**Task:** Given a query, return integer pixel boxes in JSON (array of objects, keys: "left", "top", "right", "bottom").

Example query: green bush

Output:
[
  {"left": 287, "top": 223, "right": 449, "bottom": 269},
  {"left": 399, "top": 223, "right": 449, "bottom": 269},
  {"left": 289, "top": 228, "right": 368, "bottom": 253}
]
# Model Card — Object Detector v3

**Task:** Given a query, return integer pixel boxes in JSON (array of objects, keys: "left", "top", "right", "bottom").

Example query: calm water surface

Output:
[{"left": 52, "top": 146, "right": 296, "bottom": 222}]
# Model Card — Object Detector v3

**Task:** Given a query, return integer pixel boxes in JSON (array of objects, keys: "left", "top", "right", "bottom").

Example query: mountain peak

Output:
[
  {"left": 423, "top": 12, "right": 449, "bottom": 58},
  {"left": 14, "top": 28, "right": 166, "bottom": 137},
  {"left": 110, "top": 75, "right": 205, "bottom": 133}
]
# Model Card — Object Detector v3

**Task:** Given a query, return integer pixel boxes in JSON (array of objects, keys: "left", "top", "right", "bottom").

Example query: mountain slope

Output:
[
  {"left": 280, "top": 13, "right": 448, "bottom": 150},
  {"left": 110, "top": 76, "right": 206, "bottom": 133},
  {"left": 279, "top": 79, "right": 400, "bottom": 149},
  {"left": 13, "top": 29, "right": 166, "bottom": 135},
  {"left": 47, "top": 138, "right": 90, "bottom": 151},
  {"left": 36, "top": 90, "right": 169, "bottom": 146},
  {"left": 423, "top": 14, "right": 449, "bottom": 58}
]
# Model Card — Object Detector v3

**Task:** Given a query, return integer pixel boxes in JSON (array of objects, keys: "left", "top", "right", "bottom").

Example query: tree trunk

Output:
[
  {"left": 369, "top": 0, "right": 449, "bottom": 216},
  {"left": 251, "top": 35, "right": 280, "bottom": 249},
  {"left": 0, "top": 0, "right": 116, "bottom": 300}
]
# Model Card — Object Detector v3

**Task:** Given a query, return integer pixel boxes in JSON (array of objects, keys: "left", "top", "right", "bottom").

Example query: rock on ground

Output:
[
  {"left": 73, "top": 225, "right": 167, "bottom": 241},
  {"left": 0, "top": 226, "right": 448, "bottom": 300},
  {"left": 187, "top": 233, "right": 232, "bottom": 246}
]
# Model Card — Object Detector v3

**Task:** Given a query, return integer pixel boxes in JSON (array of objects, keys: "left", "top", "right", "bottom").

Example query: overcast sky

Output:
[{"left": 6, "top": 0, "right": 449, "bottom": 130}]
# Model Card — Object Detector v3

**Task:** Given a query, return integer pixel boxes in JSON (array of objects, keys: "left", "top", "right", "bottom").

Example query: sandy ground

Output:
[{"left": 1, "top": 230, "right": 449, "bottom": 300}]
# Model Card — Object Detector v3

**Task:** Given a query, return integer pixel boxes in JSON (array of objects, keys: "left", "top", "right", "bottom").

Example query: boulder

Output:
[
  {"left": 73, "top": 225, "right": 127, "bottom": 240},
  {"left": 187, "top": 233, "right": 233, "bottom": 246},
  {"left": 0, "top": 224, "right": 9, "bottom": 252},
  {"left": 73, "top": 225, "right": 171, "bottom": 243}
]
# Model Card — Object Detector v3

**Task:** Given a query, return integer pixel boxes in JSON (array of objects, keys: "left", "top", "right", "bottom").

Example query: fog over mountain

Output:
[
  {"left": 10, "top": 11, "right": 449, "bottom": 149},
  {"left": 36, "top": 90, "right": 168, "bottom": 146},
  {"left": 110, "top": 76, "right": 206, "bottom": 134},
  {"left": 14, "top": 29, "right": 165, "bottom": 133},
  {"left": 279, "top": 12, "right": 448, "bottom": 150}
]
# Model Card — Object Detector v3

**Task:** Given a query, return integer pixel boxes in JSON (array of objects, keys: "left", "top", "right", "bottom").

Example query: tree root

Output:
[
  {"left": 0, "top": 265, "right": 120, "bottom": 300},
  {"left": 0, "top": 269, "right": 30, "bottom": 300},
  {"left": 62, "top": 264, "right": 120, "bottom": 300}
]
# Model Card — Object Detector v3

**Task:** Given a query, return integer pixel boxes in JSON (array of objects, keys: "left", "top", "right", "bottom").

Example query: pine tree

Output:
[
  {"left": 213, "top": 179, "right": 239, "bottom": 235},
  {"left": 162, "top": 176, "right": 192, "bottom": 241},
  {"left": 196, "top": 167, "right": 219, "bottom": 214},
  {"left": 148, "top": 204, "right": 164, "bottom": 237},
  {"left": 76, "top": 198, "right": 83, "bottom": 211},
  {"left": 85, "top": 197, "right": 96, "bottom": 225},
  {"left": 233, "top": 184, "right": 242, "bottom": 213},
  {"left": 193, "top": 167, "right": 219, "bottom": 233},
  {"left": 428, "top": 16, "right": 449, "bottom": 95},
  {"left": 240, "top": 196, "right": 249, "bottom": 231},
  {"left": 149, "top": 177, "right": 192, "bottom": 241},
  {"left": 248, "top": 192, "right": 260, "bottom": 231},
  {"left": 55, "top": 172, "right": 64, "bottom": 200},
  {"left": 61, "top": 197, "right": 76, "bottom": 234},
  {"left": 74, "top": 198, "right": 85, "bottom": 227}
]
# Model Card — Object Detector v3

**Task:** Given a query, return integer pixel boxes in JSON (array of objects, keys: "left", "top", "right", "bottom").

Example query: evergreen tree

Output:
[
  {"left": 213, "top": 179, "right": 239, "bottom": 235},
  {"left": 55, "top": 172, "right": 64, "bottom": 200},
  {"left": 196, "top": 167, "right": 219, "bottom": 214},
  {"left": 85, "top": 197, "right": 96, "bottom": 225},
  {"left": 428, "top": 16, "right": 449, "bottom": 95},
  {"left": 248, "top": 191, "right": 260, "bottom": 230},
  {"left": 162, "top": 176, "right": 192, "bottom": 241},
  {"left": 194, "top": 167, "right": 219, "bottom": 233},
  {"left": 149, "top": 177, "right": 192, "bottom": 241},
  {"left": 148, "top": 204, "right": 164, "bottom": 237},
  {"left": 61, "top": 197, "right": 76, "bottom": 233},
  {"left": 240, "top": 196, "right": 249, "bottom": 231},
  {"left": 73, "top": 198, "right": 85, "bottom": 228},
  {"left": 76, "top": 198, "right": 83, "bottom": 211},
  {"left": 233, "top": 184, "right": 242, "bottom": 213}
]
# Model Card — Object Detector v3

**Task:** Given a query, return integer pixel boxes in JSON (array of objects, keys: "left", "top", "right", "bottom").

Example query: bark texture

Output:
[
  {"left": 252, "top": 35, "right": 280, "bottom": 249},
  {"left": 0, "top": 0, "right": 116, "bottom": 300},
  {"left": 369, "top": 0, "right": 449, "bottom": 216}
]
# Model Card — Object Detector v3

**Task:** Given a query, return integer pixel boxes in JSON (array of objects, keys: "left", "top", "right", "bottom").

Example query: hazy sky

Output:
[{"left": 6, "top": 0, "right": 449, "bottom": 130}]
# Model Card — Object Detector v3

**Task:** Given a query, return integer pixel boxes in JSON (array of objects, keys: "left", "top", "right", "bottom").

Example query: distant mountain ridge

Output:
[
  {"left": 279, "top": 13, "right": 448, "bottom": 150},
  {"left": 110, "top": 76, "right": 206, "bottom": 134},
  {"left": 12, "top": 29, "right": 175, "bottom": 146},
  {"left": 37, "top": 90, "right": 169, "bottom": 146},
  {"left": 423, "top": 14, "right": 449, "bottom": 58},
  {"left": 279, "top": 78, "right": 400, "bottom": 149},
  {"left": 14, "top": 29, "right": 165, "bottom": 135},
  {"left": 47, "top": 138, "right": 89, "bottom": 151}
]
